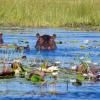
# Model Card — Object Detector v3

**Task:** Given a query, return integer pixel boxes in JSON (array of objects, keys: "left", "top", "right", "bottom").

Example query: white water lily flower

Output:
[
  {"left": 71, "top": 66, "right": 77, "bottom": 70},
  {"left": 48, "top": 66, "right": 58, "bottom": 72},
  {"left": 70, "top": 79, "right": 76, "bottom": 83},
  {"left": 84, "top": 40, "right": 90, "bottom": 44},
  {"left": 55, "top": 61, "right": 61, "bottom": 64},
  {"left": 52, "top": 72, "right": 58, "bottom": 76},
  {"left": 83, "top": 73, "right": 88, "bottom": 77}
]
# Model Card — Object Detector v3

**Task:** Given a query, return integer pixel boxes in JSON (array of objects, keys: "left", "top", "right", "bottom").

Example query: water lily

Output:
[
  {"left": 84, "top": 40, "right": 90, "bottom": 44},
  {"left": 48, "top": 66, "right": 59, "bottom": 72},
  {"left": 83, "top": 73, "right": 88, "bottom": 77},
  {"left": 93, "top": 62, "right": 98, "bottom": 65},
  {"left": 70, "top": 79, "right": 76, "bottom": 82},
  {"left": 85, "top": 60, "right": 91, "bottom": 63},
  {"left": 71, "top": 65, "right": 77, "bottom": 70},
  {"left": 55, "top": 61, "right": 61, "bottom": 64},
  {"left": 52, "top": 72, "right": 58, "bottom": 76}
]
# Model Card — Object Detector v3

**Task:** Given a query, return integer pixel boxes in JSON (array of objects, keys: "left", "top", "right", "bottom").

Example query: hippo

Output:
[
  {"left": 35, "top": 33, "right": 57, "bottom": 50},
  {"left": 0, "top": 32, "right": 3, "bottom": 44}
]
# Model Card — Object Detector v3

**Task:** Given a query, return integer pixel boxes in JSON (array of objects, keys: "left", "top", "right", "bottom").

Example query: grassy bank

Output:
[{"left": 0, "top": 0, "right": 100, "bottom": 31}]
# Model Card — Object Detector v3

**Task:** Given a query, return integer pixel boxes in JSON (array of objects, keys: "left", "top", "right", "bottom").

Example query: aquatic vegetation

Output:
[
  {"left": 0, "top": 72, "right": 15, "bottom": 79},
  {"left": 30, "top": 75, "right": 44, "bottom": 83},
  {"left": 0, "top": 31, "right": 100, "bottom": 99},
  {"left": 77, "top": 73, "right": 85, "bottom": 81},
  {"left": 83, "top": 40, "right": 90, "bottom": 44},
  {"left": 80, "top": 45, "right": 86, "bottom": 49}
]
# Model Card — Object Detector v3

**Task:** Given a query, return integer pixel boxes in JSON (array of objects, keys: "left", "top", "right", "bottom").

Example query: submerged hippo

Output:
[
  {"left": 0, "top": 32, "right": 3, "bottom": 44},
  {"left": 35, "top": 33, "right": 57, "bottom": 50}
]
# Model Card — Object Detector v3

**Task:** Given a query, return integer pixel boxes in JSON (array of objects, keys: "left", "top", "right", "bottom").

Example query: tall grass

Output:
[{"left": 0, "top": 0, "right": 100, "bottom": 28}]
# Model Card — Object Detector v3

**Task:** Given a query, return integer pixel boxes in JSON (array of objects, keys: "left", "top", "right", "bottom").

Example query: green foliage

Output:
[
  {"left": 77, "top": 73, "right": 85, "bottom": 81},
  {"left": 0, "top": 0, "right": 100, "bottom": 28},
  {"left": 41, "top": 63, "right": 46, "bottom": 69},
  {"left": 31, "top": 74, "right": 43, "bottom": 82}
]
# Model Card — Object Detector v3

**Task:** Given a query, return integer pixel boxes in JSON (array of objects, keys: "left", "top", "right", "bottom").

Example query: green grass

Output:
[{"left": 0, "top": 0, "right": 100, "bottom": 30}]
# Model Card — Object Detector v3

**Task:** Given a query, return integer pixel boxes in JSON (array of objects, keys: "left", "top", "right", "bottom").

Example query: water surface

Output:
[{"left": 0, "top": 28, "right": 100, "bottom": 100}]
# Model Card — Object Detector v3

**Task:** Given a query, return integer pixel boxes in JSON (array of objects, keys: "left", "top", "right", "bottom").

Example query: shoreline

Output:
[
  {"left": 0, "top": 24, "right": 100, "bottom": 32},
  {"left": 0, "top": 0, "right": 100, "bottom": 32}
]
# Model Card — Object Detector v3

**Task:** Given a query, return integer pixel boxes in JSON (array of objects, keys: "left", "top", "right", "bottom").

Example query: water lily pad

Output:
[
  {"left": 77, "top": 73, "right": 85, "bottom": 81},
  {"left": 80, "top": 45, "right": 86, "bottom": 49},
  {"left": 31, "top": 74, "right": 43, "bottom": 83}
]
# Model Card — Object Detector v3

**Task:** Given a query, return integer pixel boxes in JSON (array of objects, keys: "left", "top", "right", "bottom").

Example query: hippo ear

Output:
[
  {"left": 36, "top": 33, "right": 40, "bottom": 38},
  {"left": 53, "top": 34, "right": 56, "bottom": 39}
]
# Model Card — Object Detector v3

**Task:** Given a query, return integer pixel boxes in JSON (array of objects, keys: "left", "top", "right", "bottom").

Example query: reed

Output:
[{"left": 0, "top": 0, "right": 100, "bottom": 30}]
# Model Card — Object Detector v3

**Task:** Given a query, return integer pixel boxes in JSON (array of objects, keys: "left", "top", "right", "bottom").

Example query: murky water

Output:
[{"left": 0, "top": 28, "right": 100, "bottom": 100}]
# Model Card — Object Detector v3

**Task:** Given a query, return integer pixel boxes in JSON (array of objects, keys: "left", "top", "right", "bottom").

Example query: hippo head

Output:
[{"left": 35, "top": 33, "right": 57, "bottom": 50}]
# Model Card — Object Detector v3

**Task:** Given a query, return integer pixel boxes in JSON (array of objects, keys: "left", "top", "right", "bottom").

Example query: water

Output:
[{"left": 0, "top": 28, "right": 100, "bottom": 100}]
